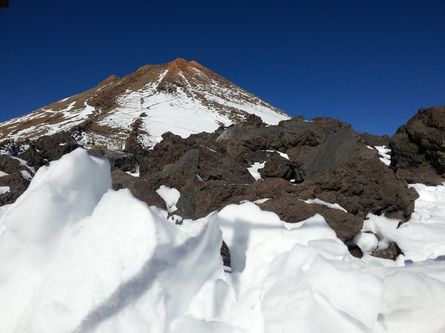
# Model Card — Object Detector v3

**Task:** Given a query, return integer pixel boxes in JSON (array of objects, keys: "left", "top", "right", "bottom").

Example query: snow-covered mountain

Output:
[
  {"left": 0, "top": 58, "right": 289, "bottom": 149},
  {"left": 2, "top": 56, "right": 445, "bottom": 333}
]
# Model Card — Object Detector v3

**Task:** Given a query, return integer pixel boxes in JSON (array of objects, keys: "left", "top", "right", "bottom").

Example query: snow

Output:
[
  {"left": 253, "top": 198, "right": 270, "bottom": 204},
  {"left": 20, "top": 170, "right": 33, "bottom": 181},
  {"left": 0, "top": 149, "right": 445, "bottom": 332},
  {"left": 0, "top": 171, "right": 8, "bottom": 177},
  {"left": 101, "top": 87, "right": 233, "bottom": 148},
  {"left": 0, "top": 186, "right": 10, "bottom": 194},
  {"left": 247, "top": 162, "right": 265, "bottom": 181},
  {"left": 363, "top": 183, "right": 445, "bottom": 262},
  {"left": 266, "top": 149, "right": 289, "bottom": 160},
  {"left": 1, "top": 101, "right": 96, "bottom": 143},
  {"left": 1, "top": 65, "right": 289, "bottom": 149},
  {"left": 371, "top": 145, "right": 391, "bottom": 166},
  {"left": 11, "top": 156, "right": 36, "bottom": 173},
  {"left": 353, "top": 232, "right": 379, "bottom": 254},
  {"left": 156, "top": 185, "right": 180, "bottom": 213},
  {"left": 304, "top": 198, "right": 348, "bottom": 212}
]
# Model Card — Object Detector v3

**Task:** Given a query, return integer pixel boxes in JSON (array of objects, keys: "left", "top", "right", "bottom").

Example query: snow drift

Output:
[{"left": 0, "top": 149, "right": 445, "bottom": 333}]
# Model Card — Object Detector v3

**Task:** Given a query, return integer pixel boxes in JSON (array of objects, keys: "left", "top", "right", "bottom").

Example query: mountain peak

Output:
[
  {"left": 97, "top": 75, "right": 120, "bottom": 88},
  {"left": 170, "top": 57, "right": 190, "bottom": 65},
  {"left": 0, "top": 59, "right": 289, "bottom": 149}
]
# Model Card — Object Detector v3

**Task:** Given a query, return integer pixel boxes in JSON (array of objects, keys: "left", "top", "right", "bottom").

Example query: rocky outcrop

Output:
[
  {"left": 21, "top": 132, "right": 79, "bottom": 168},
  {"left": 390, "top": 106, "right": 445, "bottom": 185},
  {"left": 0, "top": 111, "right": 426, "bottom": 261},
  {"left": 116, "top": 116, "right": 417, "bottom": 254}
]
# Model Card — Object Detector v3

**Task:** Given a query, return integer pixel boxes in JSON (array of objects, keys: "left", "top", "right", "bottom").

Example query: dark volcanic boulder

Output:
[
  {"left": 295, "top": 154, "right": 418, "bottom": 220},
  {"left": 390, "top": 106, "right": 445, "bottom": 185},
  {"left": 281, "top": 118, "right": 365, "bottom": 180},
  {"left": 21, "top": 132, "right": 80, "bottom": 168},
  {"left": 127, "top": 144, "right": 255, "bottom": 219},
  {"left": 259, "top": 152, "right": 303, "bottom": 182},
  {"left": 259, "top": 195, "right": 363, "bottom": 241}
]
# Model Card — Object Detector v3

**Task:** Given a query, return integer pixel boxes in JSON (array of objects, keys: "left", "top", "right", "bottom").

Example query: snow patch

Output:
[
  {"left": 247, "top": 162, "right": 265, "bottom": 181},
  {"left": 253, "top": 198, "right": 270, "bottom": 204},
  {"left": 304, "top": 198, "right": 348, "bottom": 212},
  {"left": 266, "top": 149, "right": 289, "bottom": 160},
  {"left": 0, "top": 186, "right": 10, "bottom": 195},
  {"left": 368, "top": 145, "right": 391, "bottom": 166},
  {"left": 156, "top": 185, "right": 180, "bottom": 213},
  {"left": 20, "top": 170, "right": 33, "bottom": 181}
]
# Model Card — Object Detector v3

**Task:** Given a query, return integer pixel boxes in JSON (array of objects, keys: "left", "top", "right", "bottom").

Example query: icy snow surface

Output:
[
  {"left": 0, "top": 149, "right": 445, "bottom": 332},
  {"left": 0, "top": 171, "right": 8, "bottom": 177}
]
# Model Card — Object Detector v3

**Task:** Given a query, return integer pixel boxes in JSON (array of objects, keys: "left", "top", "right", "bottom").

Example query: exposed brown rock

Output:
[
  {"left": 259, "top": 195, "right": 363, "bottom": 241},
  {"left": 294, "top": 155, "right": 418, "bottom": 220},
  {"left": 0, "top": 155, "right": 21, "bottom": 174},
  {"left": 391, "top": 106, "right": 445, "bottom": 185},
  {"left": 372, "top": 242, "right": 401, "bottom": 260},
  {"left": 0, "top": 172, "right": 30, "bottom": 206}
]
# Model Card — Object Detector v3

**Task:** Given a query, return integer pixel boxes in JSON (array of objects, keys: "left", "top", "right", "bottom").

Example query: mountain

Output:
[
  {"left": 2, "top": 58, "right": 445, "bottom": 332},
  {"left": 0, "top": 58, "right": 289, "bottom": 149}
]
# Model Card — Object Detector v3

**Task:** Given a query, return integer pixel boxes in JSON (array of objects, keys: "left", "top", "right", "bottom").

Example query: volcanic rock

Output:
[{"left": 390, "top": 106, "right": 445, "bottom": 185}]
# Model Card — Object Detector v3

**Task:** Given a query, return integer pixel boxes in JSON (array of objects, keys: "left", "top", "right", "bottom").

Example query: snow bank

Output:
[{"left": 0, "top": 149, "right": 445, "bottom": 332}]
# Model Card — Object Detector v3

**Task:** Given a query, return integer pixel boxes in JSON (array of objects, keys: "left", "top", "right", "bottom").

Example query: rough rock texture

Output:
[
  {"left": 119, "top": 116, "right": 417, "bottom": 251},
  {"left": 294, "top": 155, "right": 418, "bottom": 220},
  {"left": 391, "top": 106, "right": 445, "bottom": 185},
  {"left": 0, "top": 155, "right": 21, "bottom": 174},
  {"left": 259, "top": 196, "right": 363, "bottom": 241},
  {"left": 360, "top": 132, "right": 390, "bottom": 147},
  {"left": 0, "top": 154, "right": 31, "bottom": 206}
]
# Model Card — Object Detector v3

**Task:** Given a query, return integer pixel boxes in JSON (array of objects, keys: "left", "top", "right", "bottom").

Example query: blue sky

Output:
[{"left": 1, "top": 0, "right": 444, "bottom": 135}]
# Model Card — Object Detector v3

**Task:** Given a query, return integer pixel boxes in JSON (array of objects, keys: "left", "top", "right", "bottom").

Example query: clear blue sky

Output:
[{"left": 1, "top": 0, "right": 444, "bottom": 135}]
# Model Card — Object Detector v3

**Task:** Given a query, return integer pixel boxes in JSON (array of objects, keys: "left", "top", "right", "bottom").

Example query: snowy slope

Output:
[
  {"left": 0, "top": 59, "right": 289, "bottom": 149},
  {"left": 1, "top": 149, "right": 445, "bottom": 333}
]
